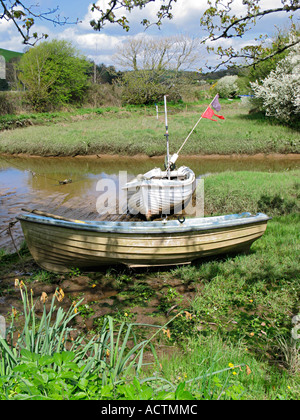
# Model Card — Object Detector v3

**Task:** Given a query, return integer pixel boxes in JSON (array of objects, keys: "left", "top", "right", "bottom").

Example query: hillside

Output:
[{"left": 0, "top": 47, "right": 23, "bottom": 62}]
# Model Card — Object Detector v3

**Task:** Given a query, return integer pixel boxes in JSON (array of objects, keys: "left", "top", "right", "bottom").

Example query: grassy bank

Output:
[
  {"left": 0, "top": 170, "right": 299, "bottom": 399},
  {"left": 0, "top": 100, "right": 299, "bottom": 156},
  {"left": 203, "top": 170, "right": 300, "bottom": 216}
]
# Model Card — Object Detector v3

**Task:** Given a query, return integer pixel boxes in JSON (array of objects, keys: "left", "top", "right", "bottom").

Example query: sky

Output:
[{"left": 0, "top": 0, "right": 297, "bottom": 70}]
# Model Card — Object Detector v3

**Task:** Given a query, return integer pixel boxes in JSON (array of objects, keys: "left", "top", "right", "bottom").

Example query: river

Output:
[{"left": 0, "top": 154, "right": 299, "bottom": 251}]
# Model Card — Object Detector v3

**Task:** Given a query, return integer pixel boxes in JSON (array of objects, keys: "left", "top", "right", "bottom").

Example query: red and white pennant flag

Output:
[{"left": 202, "top": 94, "right": 225, "bottom": 121}]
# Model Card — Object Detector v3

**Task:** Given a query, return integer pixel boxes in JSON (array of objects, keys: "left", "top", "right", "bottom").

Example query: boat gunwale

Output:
[
  {"left": 122, "top": 166, "right": 196, "bottom": 190},
  {"left": 17, "top": 212, "right": 271, "bottom": 235}
]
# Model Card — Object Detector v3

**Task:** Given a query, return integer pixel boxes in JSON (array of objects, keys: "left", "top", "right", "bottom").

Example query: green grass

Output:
[
  {"left": 0, "top": 100, "right": 299, "bottom": 156},
  {"left": 159, "top": 212, "right": 300, "bottom": 399},
  {"left": 159, "top": 334, "right": 299, "bottom": 400},
  {"left": 203, "top": 170, "right": 300, "bottom": 216}
]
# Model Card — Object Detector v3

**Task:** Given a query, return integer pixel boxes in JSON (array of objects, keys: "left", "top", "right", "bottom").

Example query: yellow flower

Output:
[
  {"left": 163, "top": 328, "right": 171, "bottom": 339},
  {"left": 228, "top": 363, "right": 234, "bottom": 368},
  {"left": 92, "top": 284, "right": 96, "bottom": 288},
  {"left": 232, "top": 371, "right": 237, "bottom": 375},
  {"left": 125, "top": 312, "right": 128, "bottom": 317},
  {"left": 249, "top": 299, "right": 253, "bottom": 303},
  {"left": 246, "top": 365, "right": 252, "bottom": 376},
  {"left": 40, "top": 292, "right": 48, "bottom": 304},
  {"left": 55, "top": 288, "right": 65, "bottom": 302},
  {"left": 184, "top": 311, "right": 193, "bottom": 320},
  {"left": 72, "top": 301, "right": 78, "bottom": 313},
  {"left": 250, "top": 332, "right": 255, "bottom": 337}
]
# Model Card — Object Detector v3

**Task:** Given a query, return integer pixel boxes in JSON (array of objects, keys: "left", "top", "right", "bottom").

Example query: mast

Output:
[{"left": 164, "top": 95, "right": 170, "bottom": 179}]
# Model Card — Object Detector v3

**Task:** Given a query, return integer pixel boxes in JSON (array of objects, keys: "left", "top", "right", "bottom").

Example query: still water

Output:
[{"left": 0, "top": 154, "right": 299, "bottom": 251}]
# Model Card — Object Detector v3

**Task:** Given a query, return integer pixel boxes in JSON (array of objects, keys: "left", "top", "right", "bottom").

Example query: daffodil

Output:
[{"left": 40, "top": 292, "right": 48, "bottom": 304}]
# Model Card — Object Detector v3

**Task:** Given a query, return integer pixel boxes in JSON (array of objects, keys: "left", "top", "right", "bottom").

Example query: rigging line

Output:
[{"left": 176, "top": 95, "right": 218, "bottom": 156}]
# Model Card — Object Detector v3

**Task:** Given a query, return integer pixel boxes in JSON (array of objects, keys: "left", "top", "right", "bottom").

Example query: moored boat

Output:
[
  {"left": 18, "top": 210, "right": 270, "bottom": 273},
  {"left": 123, "top": 165, "right": 196, "bottom": 219}
]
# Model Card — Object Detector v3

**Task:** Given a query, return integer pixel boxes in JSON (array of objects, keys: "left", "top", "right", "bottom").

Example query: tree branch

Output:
[
  {"left": 90, "top": 0, "right": 177, "bottom": 31},
  {"left": 207, "top": 5, "right": 300, "bottom": 41},
  {"left": 0, "top": 0, "right": 78, "bottom": 45}
]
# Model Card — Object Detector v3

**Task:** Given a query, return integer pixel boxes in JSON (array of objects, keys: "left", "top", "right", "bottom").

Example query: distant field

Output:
[
  {"left": 0, "top": 47, "right": 23, "bottom": 62},
  {"left": 0, "top": 100, "right": 299, "bottom": 156}
]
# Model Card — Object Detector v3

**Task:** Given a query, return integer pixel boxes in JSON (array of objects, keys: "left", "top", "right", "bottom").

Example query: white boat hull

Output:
[{"left": 123, "top": 166, "right": 196, "bottom": 218}]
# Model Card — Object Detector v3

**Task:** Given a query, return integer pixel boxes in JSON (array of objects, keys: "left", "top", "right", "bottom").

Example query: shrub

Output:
[
  {"left": 0, "top": 92, "right": 15, "bottom": 115},
  {"left": 121, "top": 71, "right": 181, "bottom": 105},
  {"left": 250, "top": 41, "right": 300, "bottom": 124},
  {"left": 0, "top": 91, "right": 27, "bottom": 115},
  {"left": 216, "top": 75, "right": 239, "bottom": 98},
  {"left": 85, "top": 83, "right": 122, "bottom": 108},
  {"left": 18, "top": 40, "right": 91, "bottom": 112}
]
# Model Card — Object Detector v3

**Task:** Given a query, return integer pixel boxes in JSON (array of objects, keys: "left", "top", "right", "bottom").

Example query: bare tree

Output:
[
  {"left": 114, "top": 34, "right": 202, "bottom": 73},
  {"left": 114, "top": 35, "right": 203, "bottom": 104},
  {"left": 113, "top": 37, "right": 144, "bottom": 71}
]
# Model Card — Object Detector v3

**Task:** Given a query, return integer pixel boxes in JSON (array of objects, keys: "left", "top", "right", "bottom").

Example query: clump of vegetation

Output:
[
  {"left": 17, "top": 40, "right": 91, "bottom": 112},
  {"left": 251, "top": 41, "right": 300, "bottom": 126},
  {"left": 203, "top": 171, "right": 300, "bottom": 216},
  {"left": 214, "top": 75, "right": 239, "bottom": 99},
  {"left": 1, "top": 282, "right": 257, "bottom": 400}
]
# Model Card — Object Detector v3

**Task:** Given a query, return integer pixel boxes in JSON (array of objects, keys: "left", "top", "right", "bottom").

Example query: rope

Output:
[
  {"left": 7, "top": 222, "right": 22, "bottom": 261},
  {"left": 176, "top": 112, "right": 205, "bottom": 156},
  {"left": 0, "top": 219, "right": 24, "bottom": 269},
  {"left": 0, "top": 220, "right": 19, "bottom": 236},
  {"left": 176, "top": 95, "right": 218, "bottom": 156}
]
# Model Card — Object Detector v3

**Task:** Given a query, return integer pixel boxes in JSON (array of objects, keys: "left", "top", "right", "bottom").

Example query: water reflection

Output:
[{"left": 0, "top": 154, "right": 299, "bottom": 251}]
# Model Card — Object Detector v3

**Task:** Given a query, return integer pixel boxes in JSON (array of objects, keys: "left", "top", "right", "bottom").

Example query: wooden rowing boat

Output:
[
  {"left": 123, "top": 166, "right": 196, "bottom": 219},
  {"left": 18, "top": 210, "right": 270, "bottom": 273}
]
